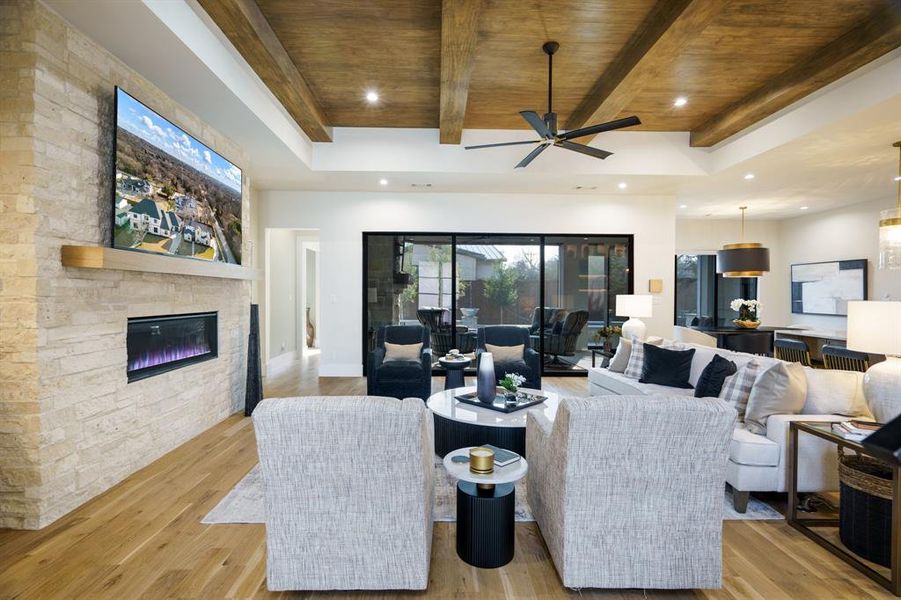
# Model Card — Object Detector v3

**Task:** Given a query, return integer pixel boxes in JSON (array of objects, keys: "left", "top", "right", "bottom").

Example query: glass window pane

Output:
[{"left": 543, "top": 236, "right": 631, "bottom": 373}]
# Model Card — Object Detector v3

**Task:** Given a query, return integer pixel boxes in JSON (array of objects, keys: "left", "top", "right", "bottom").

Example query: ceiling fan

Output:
[{"left": 465, "top": 41, "right": 641, "bottom": 168}]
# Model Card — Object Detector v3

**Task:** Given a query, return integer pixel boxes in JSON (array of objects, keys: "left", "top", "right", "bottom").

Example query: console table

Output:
[{"left": 788, "top": 421, "right": 899, "bottom": 596}]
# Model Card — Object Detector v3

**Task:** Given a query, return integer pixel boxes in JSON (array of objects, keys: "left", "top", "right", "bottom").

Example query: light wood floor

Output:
[{"left": 0, "top": 356, "right": 892, "bottom": 599}]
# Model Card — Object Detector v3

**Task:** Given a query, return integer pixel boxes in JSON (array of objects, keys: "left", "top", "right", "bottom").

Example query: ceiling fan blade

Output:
[
  {"left": 515, "top": 143, "right": 549, "bottom": 168},
  {"left": 464, "top": 140, "right": 542, "bottom": 150},
  {"left": 520, "top": 111, "right": 552, "bottom": 139},
  {"left": 560, "top": 115, "right": 641, "bottom": 140},
  {"left": 555, "top": 140, "right": 612, "bottom": 160}
]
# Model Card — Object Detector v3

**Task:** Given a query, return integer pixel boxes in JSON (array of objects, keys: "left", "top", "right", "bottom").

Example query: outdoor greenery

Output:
[{"left": 483, "top": 262, "right": 520, "bottom": 323}]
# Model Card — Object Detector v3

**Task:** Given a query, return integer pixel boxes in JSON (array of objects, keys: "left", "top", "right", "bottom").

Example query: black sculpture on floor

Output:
[{"left": 245, "top": 304, "right": 263, "bottom": 416}]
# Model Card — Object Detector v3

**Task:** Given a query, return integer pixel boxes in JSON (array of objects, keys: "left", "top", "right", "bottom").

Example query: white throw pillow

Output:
[
  {"left": 623, "top": 336, "right": 663, "bottom": 380},
  {"left": 485, "top": 343, "right": 524, "bottom": 363},
  {"left": 744, "top": 362, "right": 808, "bottom": 435},
  {"left": 719, "top": 359, "right": 760, "bottom": 419},
  {"left": 802, "top": 367, "right": 871, "bottom": 418},
  {"left": 607, "top": 338, "right": 631, "bottom": 373},
  {"left": 383, "top": 342, "right": 422, "bottom": 363}
]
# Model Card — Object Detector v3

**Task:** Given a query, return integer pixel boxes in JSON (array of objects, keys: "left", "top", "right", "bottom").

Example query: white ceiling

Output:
[{"left": 44, "top": 0, "right": 901, "bottom": 221}]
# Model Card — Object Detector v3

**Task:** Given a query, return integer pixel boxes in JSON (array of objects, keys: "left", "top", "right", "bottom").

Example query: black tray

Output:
[{"left": 454, "top": 390, "right": 547, "bottom": 413}]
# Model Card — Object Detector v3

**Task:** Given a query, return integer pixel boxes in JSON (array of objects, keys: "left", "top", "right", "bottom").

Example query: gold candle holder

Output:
[{"left": 469, "top": 447, "right": 494, "bottom": 475}]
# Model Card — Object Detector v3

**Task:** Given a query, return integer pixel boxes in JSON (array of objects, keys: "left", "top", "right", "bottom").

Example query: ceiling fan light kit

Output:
[
  {"left": 465, "top": 41, "right": 641, "bottom": 168},
  {"left": 717, "top": 206, "right": 770, "bottom": 277}
]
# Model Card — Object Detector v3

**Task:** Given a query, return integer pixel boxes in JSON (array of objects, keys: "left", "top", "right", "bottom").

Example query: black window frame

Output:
[{"left": 363, "top": 232, "right": 635, "bottom": 377}]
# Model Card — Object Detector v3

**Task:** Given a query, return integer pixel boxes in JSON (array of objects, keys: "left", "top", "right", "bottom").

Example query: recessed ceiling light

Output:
[
  {"left": 617, "top": 182, "right": 627, "bottom": 190},
  {"left": 800, "top": 206, "right": 809, "bottom": 210},
  {"left": 744, "top": 173, "right": 755, "bottom": 180},
  {"left": 894, "top": 176, "right": 901, "bottom": 182},
  {"left": 673, "top": 96, "right": 688, "bottom": 107},
  {"left": 378, "top": 178, "right": 388, "bottom": 186},
  {"left": 365, "top": 90, "right": 379, "bottom": 103},
  {"left": 679, "top": 204, "right": 688, "bottom": 209}
]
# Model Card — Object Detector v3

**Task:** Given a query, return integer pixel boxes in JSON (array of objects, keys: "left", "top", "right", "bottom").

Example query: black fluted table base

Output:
[
  {"left": 456, "top": 481, "right": 515, "bottom": 568},
  {"left": 433, "top": 414, "right": 525, "bottom": 457}
]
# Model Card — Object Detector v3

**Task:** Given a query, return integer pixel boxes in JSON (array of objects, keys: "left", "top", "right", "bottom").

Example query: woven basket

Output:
[{"left": 839, "top": 453, "right": 892, "bottom": 567}]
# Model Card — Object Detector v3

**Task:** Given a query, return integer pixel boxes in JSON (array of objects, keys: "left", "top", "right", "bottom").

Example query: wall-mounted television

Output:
[{"left": 112, "top": 87, "right": 242, "bottom": 264}]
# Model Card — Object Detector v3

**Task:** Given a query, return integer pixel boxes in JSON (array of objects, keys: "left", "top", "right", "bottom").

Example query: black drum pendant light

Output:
[{"left": 717, "top": 206, "right": 770, "bottom": 277}]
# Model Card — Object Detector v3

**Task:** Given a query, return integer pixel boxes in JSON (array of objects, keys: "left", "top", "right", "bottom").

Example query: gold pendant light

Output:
[
  {"left": 878, "top": 141, "right": 901, "bottom": 270},
  {"left": 716, "top": 206, "right": 770, "bottom": 277}
]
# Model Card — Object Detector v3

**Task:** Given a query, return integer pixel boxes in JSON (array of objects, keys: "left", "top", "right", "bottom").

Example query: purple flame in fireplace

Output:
[
  {"left": 126, "top": 312, "right": 217, "bottom": 381},
  {"left": 128, "top": 340, "right": 212, "bottom": 372}
]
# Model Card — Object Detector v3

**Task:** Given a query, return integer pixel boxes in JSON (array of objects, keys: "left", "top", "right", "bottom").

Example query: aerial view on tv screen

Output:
[{"left": 113, "top": 87, "right": 242, "bottom": 264}]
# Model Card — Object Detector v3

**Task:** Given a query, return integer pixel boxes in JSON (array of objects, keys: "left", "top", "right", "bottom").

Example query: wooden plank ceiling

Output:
[{"left": 202, "top": 0, "right": 901, "bottom": 147}]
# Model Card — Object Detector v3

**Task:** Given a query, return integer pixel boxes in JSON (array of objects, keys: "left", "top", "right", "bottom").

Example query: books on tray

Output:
[
  {"left": 831, "top": 420, "right": 881, "bottom": 441},
  {"left": 481, "top": 444, "right": 521, "bottom": 467}
]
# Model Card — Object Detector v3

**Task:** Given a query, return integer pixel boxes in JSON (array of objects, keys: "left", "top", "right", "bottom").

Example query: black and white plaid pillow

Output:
[
  {"left": 623, "top": 336, "right": 664, "bottom": 379},
  {"left": 719, "top": 359, "right": 760, "bottom": 418}
]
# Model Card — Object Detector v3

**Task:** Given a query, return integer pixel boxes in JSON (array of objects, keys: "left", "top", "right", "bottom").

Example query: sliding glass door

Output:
[
  {"left": 541, "top": 237, "right": 632, "bottom": 372},
  {"left": 363, "top": 233, "right": 633, "bottom": 377},
  {"left": 364, "top": 234, "right": 453, "bottom": 354}
]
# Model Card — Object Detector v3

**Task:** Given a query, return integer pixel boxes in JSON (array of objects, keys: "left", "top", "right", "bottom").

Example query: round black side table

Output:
[
  {"left": 456, "top": 481, "right": 515, "bottom": 568},
  {"left": 438, "top": 357, "right": 470, "bottom": 390},
  {"left": 443, "top": 447, "right": 528, "bottom": 569}
]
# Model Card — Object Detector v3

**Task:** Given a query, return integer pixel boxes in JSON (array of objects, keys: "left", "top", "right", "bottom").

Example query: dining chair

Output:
[
  {"left": 822, "top": 344, "right": 871, "bottom": 373},
  {"left": 774, "top": 338, "right": 812, "bottom": 367}
]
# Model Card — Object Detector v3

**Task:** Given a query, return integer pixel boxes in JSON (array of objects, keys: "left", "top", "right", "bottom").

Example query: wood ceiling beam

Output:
[
  {"left": 690, "top": 6, "right": 901, "bottom": 147},
  {"left": 439, "top": 0, "right": 484, "bottom": 144},
  {"left": 197, "top": 0, "right": 331, "bottom": 142},
  {"left": 565, "top": 0, "right": 726, "bottom": 134}
]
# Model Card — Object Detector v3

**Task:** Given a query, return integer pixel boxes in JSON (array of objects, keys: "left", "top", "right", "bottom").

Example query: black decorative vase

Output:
[
  {"left": 477, "top": 352, "right": 496, "bottom": 403},
  {"left": 245, "top": 303, "right": 263, "bottom": 416}
]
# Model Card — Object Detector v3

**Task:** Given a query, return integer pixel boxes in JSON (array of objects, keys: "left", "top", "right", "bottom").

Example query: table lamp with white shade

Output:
[
  {"left": 616, "top": 294, "right": 653, "bottom": 341},
  {"left": 847, "top": 300, "right": 901, "bottom": 423}
]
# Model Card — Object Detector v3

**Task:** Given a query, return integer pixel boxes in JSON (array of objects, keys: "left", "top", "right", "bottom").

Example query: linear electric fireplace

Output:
[{"left": 126, "top": 312, "right": 218, "bottom": 382}]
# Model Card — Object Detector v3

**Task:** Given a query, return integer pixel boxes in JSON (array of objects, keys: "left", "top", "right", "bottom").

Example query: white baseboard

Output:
[
  {"left": 319, "top": 362, "right": 363, "bottom": 377},
  {"left": 266, "top": 350, "right": 296, "bottom": 377}
]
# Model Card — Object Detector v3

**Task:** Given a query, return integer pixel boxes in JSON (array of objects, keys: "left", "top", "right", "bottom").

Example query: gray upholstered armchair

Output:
[
  {"left": 367, "top": 325, "right": 432, "bottom": 400},
  {"left": 253, "top": 396, "right": 434, "bottom": 591},
  {"left": 527, "top": 396, "right": 736, "bottom": 590},
  {"left": 476, "top": 325, "right": 541, "bottom": 390}
]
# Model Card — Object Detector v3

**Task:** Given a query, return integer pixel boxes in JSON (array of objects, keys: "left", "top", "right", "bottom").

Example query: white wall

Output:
[
  {"left": 778, "top": 197, "right": 901, "bottom": 330},
  {"left": 260, "top": 191, "right": 677, "bottom": 376},
  {"left": 266, "top": 228, "right": 297, "bottom": 361},
  {"left": 675, "top": 218, "right": 786, "bottom": 325}
]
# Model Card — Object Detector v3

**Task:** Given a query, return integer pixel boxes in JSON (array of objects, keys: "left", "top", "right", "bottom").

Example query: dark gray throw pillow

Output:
[
  {"left": 694, "top": 354, "right": 737, "bottom": 398},
  {"left": 639, "top": 344, "right": 695, "bottom": 389}
]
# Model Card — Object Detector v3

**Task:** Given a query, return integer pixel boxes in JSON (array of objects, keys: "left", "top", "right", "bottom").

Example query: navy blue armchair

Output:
[
  {"left": 476, "top": 326, "right": 542, "bottom": 390},
  {"left": 367, "top": 325, "right": 432, "bottom": 400}
]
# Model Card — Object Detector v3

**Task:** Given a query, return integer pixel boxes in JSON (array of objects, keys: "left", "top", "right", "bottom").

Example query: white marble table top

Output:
[
  {"left": 426, "top": 386, "right": 559, "bottom": 429},
  {"left": 442, "top": 447, "right": 528, "bottom": 485}
]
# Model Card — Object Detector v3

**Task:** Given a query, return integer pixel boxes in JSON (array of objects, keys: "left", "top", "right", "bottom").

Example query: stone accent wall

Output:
[{"left": 0, "top": 0, "right": 252, "bottom": 529}]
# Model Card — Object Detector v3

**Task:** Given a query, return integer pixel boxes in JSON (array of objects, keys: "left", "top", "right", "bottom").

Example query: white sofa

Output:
[{"left": 589, "top": 341, "right": 870, "bottom": 512}]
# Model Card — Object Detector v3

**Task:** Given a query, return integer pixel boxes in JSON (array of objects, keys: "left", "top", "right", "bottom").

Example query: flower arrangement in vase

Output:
[
  {"left": 730, "top": 298, "right": 761, "bottom": 329},
  {"left": 499, "top": 373, "right": 526, "bottom": 402},
  {"left": 592, "top": 325, "right": 622, "bottom": 352}
]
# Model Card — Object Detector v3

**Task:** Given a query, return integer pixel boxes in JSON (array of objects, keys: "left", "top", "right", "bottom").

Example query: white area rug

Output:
[{"left": 202, "top": 459, "right": 782, "bottom": 524}]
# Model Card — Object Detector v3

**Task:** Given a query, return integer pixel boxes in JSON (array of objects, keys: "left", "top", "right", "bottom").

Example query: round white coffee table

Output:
[
  {"left": 426, "top": 386, "right": 559, "bottom": 457},
  {"left": 443, "top": 447, "right": 529, "bottom": 569}
]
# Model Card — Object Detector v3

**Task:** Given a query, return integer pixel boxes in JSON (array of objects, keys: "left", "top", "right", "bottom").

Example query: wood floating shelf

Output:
[{"left": 61, "top": 246, "right": 260, "bottom": 281}]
